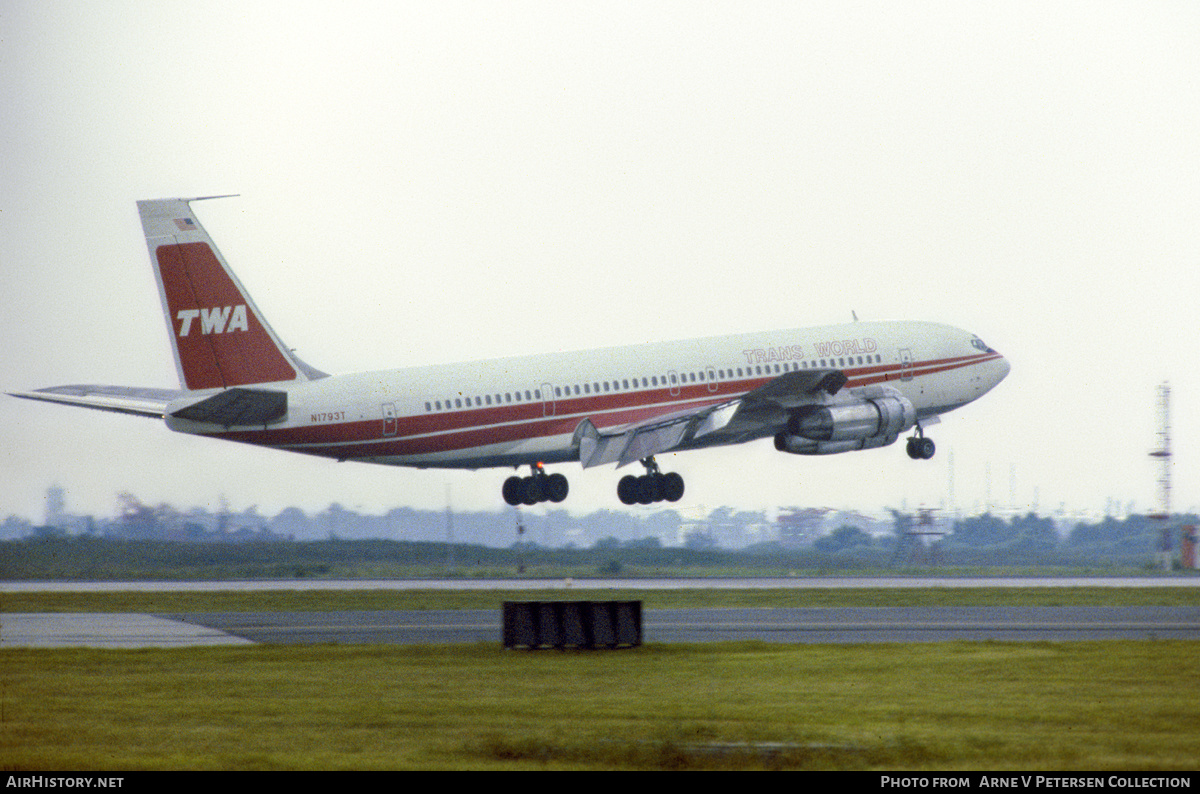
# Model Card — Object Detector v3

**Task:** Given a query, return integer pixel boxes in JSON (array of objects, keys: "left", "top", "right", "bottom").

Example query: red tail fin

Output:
[{"left": 138, "top": 198, "right": 318, "bottom": 391}]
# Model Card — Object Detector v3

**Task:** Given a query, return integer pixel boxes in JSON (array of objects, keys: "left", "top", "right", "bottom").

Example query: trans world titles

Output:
[{"left": 742, "top": 337, "right": 879, "bottom": 365}]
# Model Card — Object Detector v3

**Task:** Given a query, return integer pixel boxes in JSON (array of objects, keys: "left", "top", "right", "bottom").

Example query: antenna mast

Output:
[
  {"left": 1149, "top": 382, "right": 1172, "bottom": 520},
  {"left": 1149, "top": 382, "right": 1174, "bottom": 570}
]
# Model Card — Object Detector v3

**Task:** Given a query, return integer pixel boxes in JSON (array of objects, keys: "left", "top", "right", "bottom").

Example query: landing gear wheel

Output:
[
  {"left": 520, "top": 476, "right": 543, "bottom": 505},
  {"left": 502, "top": 476, "right": 525, "bottom": 506},
  {"left": 617, "top": 475, "right": 640, "bottom": 505},
  {"left": 906, "top": 436, "right": 935, "bottom": 460},
  {"left": 636, "top": 475, "right": 658, "bottom": 505},
  {"left": 660, "top": 472, "right": 685, "bottom": 502},
  {"left": 615, "top": 457, "right": 686, "bottom": 505},
  {"left": 545, "top": 473, "right": 569, "bottom": 503},
  {"left": 502, "top": 465, "right": 570, "bottom": 506}
]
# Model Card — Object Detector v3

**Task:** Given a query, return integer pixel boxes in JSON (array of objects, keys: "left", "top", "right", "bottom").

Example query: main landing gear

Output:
[
  {"left": 906, "top": 428, "right": 936, "bottom": 460},
  {"left": 503, "top": 463, "right": 569, "bottom": 506},
  {"left": 617, "top": 457, "right": 685, "bottom": 505}
]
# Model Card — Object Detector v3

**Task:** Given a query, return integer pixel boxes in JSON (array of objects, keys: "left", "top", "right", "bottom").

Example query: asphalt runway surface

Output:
[
  {"left": 5, "top": 575, "right": 1200, "bottom": 592},
  {"left": 151, "top": 605, "right": 1200, "bottom": 645},
  {"left": 4, "top": 578, "right": 1198, "bottom": 647}
]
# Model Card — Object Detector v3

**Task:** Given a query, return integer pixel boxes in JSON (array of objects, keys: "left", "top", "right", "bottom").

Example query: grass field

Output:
[
  {"left": 2, "top": 587, "right": 1198, "bottom": 770},
  {"left": 3, "top": 640, "right": 1198, "bottom": 770}
]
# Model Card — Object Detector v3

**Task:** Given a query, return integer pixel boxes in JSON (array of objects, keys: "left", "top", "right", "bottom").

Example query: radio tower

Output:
[
  {"left": 1149, "top": 383, "right": 1173, "bottom": 568},
  {"left": 1149, "top": 382, "right": 1172, "bottom": 520}
]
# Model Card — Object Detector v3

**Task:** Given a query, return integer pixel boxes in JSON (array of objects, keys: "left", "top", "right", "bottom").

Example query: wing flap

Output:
[
  {"left": 619, "top": 421, "right": 691, "bottom": 466},
  {"left": 577, "top": 421, "right": 627, "bottom": 468},
  {"left": 575, "top": 368, "right": 847, "bottom": 469},
  {"left": 8, "top": 385, "right": 181, "bottom": 418},
  {"left": 578, "top": 416, "right": 695, "bottom": 469},
  {"left": 576, "top": 399, "right": 738, "bottom": 469}
]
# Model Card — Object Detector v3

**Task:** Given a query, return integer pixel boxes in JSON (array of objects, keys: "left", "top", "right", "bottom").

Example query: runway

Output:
[
  {"left": 5, "top": 606, "right": 1199, "bottom": 648},
  {"left": 4, "top": 575, "right": 1200, "bottom": 592},
  {"left": 4, "top": 577, "right": 1198, "bottom": 647},
  {"left": 0, "top": 612, "right": 254, "bottom": 648}
]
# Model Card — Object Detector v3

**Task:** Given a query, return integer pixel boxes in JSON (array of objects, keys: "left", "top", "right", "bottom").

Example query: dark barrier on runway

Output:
[{"left": 502, "top": 601, "right": 642, "bottom": 650}]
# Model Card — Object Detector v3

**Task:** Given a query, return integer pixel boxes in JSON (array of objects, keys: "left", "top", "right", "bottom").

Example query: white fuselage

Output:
[{"left": 165, "top": 319, "right": 1009, "bottom": 471}]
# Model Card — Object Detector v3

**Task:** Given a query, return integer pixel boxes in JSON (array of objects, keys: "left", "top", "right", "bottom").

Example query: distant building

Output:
[
  {"left": 776, "top": 507, "right": 831, "bottom": 548},
  {"left": 44, "top": 485, "right": 66, "bottom": 528},
  {"left": 41, "top": 485, "right": 92, "bottom": 536}
]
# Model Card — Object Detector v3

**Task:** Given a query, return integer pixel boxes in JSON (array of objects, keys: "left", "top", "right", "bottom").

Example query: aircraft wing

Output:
[
  {"left": 738, "top": 368, "right": 847, "bottom": 408},
  {"left": 576, "top": 368, "right": 846, "bottom": 468},
  {"left": 7, "top": 385, "right": 183, "bottom": 418}
]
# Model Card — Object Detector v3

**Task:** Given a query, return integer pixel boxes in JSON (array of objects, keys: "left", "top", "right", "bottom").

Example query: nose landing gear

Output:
[
  {"left": 617, "top": 457, "right": 685, "bottom": 505},
  {"left": 906, "top": 429, "right": 936, "bottom": 460},
  {"left": 503, "top": 463, "right": 569, "bottom": 506}
]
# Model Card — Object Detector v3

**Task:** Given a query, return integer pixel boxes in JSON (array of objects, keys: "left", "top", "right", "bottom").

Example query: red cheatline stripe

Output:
[{"left": 205, "top": 352, "right": 1002, "bottom": 459}]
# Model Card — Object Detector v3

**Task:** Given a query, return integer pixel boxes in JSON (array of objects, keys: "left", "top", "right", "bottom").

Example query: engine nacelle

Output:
[
  {"left": 775, "top": 390, "right": 916, "bottom": 455},
  {"left": 774, "top": 432, "right": 896, "bottom": 455}
]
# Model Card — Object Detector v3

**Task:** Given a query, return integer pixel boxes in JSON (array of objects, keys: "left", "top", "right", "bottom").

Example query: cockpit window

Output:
[{"left": 970, "top": 336, "right": 995, "bottom": 353}]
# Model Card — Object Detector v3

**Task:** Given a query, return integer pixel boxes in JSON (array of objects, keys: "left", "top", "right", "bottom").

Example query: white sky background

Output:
[{"left": 2, "top": 1, "right": 1198, "bottom": 527}]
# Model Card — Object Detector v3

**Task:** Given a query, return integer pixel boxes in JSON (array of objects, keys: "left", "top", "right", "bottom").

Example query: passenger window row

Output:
[{"left": 421, "top": 354, "right": 884, "bottom": 412}]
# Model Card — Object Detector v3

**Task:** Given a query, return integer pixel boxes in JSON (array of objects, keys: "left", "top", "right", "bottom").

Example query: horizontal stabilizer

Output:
[
  {"left": 8, "top": 385, "right": 181, "bottom": 418},
  {"left": 170, "top": 388, "right": 287, "bottom": 427}
]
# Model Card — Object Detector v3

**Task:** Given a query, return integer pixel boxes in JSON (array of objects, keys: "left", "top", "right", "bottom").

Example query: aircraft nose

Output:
[{"left": 993, "top": 352, "right": 1011, "bottom": 384}]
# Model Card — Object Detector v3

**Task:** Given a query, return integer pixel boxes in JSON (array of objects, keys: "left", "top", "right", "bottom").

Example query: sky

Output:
[{"left": 2, "top": 1, "right": 1199, "bottom": 527}]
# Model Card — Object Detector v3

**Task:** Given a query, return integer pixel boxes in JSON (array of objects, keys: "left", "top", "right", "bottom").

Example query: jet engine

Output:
[{"left": 774, "top": 389, "right": 915, "bottom": 455}]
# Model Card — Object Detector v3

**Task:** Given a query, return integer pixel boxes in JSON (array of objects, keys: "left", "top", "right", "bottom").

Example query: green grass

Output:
[
  {"left": 2, "top": 586, "right": 1199, "bottom": 614},
  {"left": 2, "top": 641, "right": 1198, "bottom": 770}
]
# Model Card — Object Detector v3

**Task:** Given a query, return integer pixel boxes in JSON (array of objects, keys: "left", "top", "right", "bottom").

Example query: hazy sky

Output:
[{"left": 2, "top": 2, "right": 1198, "bottom": 526}]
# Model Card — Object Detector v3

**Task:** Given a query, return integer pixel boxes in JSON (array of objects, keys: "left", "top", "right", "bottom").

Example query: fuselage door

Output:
[
  {"left": 382, "top": 402, "right": 398, "bottom": 436},
  {"left": 898, "top": 348, "right": 914, "bottom": 382},
  {"left": 541, "top": 382, "right": 555, "bottom": 417}
]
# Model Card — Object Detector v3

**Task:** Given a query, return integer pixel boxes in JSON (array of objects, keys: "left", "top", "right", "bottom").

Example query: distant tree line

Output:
[
  {"left": 3, "top": 489, "right": 1196, "bottom": 571},
  {"left": 795, "top": 511, "right": 1197, "bottom": 569}
]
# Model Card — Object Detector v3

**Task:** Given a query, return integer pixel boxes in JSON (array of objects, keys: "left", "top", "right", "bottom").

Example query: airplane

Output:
[{"left": 10, "top": 196, "right": 1010, "bottom": 507}]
